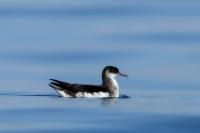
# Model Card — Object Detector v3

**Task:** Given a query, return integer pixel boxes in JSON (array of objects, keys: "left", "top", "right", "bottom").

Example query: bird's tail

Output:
[{"left": 49, "top": 79, "right": 70, "bottom": 90}]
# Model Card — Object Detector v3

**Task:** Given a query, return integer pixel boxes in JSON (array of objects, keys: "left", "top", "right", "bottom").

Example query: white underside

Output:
[
  {"left": 55, "top": 89, "right": 111, "bottom": 98},
  {"left": 55, "top": 89, "right": 72, "bottom": 98},
  {"left": 76, "top": 92, "right": 110, "bottom": 98}
]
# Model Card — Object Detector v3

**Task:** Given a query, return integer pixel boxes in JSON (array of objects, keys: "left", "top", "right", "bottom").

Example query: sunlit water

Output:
[{"left": 0, "top": 0, "right": 200, "bottom": 133}]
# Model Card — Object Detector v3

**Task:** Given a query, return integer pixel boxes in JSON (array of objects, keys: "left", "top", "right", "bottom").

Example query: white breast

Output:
[{"left": 108, "top": 74, "right": 119, "bottom": 97}]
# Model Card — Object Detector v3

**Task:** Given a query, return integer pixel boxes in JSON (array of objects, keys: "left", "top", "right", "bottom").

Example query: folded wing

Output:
[{"left": 49, "top": 79, "right": 109, "bottom": 97}]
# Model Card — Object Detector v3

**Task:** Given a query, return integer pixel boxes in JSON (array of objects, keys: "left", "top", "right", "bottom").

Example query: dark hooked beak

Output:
[{"left": 119, "top": 72, "right": 128, "bottom": 78}]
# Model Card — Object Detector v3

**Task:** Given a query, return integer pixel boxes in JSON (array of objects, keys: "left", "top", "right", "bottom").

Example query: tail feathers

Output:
[
  {"left": 50, "top": 79, "right": 69, "bottom": 85},
  {"left": 49, "top": 82, "right": 62, "bottom": 88},
  {"left": 49, "top": 79, "right": 70, "bottom": 90}
]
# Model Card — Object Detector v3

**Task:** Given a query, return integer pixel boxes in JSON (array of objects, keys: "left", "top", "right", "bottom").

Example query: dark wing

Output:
[
  {"left": 70, "top": 84, "right": 108, "bottom": 93},
  {"left": 49, "top": 79, "right": 109, "bottom": 97}
]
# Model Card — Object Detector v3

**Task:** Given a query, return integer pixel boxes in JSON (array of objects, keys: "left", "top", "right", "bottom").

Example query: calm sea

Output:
[{"left": 0, "top": 0, "right": 200, "bottom": 132}]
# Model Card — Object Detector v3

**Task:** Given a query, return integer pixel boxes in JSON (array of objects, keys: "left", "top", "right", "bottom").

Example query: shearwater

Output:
[{"left": 49, "top": 66, "right": 127, "bottom": 98}]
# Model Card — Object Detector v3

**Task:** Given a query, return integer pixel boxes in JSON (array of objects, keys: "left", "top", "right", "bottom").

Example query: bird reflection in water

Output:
[{"left": 101, "top": 95, "right": 130, "bottom": 106}]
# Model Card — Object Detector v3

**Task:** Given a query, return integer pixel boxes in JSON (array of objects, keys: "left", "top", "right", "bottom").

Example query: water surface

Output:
[{"left": 0, "top": 0, "right": 200, "bottom": 132}]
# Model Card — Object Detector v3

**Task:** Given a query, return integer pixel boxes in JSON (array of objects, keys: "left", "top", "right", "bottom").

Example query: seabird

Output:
[{"left": 49, "top": 66, "right": 127, "bottom": 98}]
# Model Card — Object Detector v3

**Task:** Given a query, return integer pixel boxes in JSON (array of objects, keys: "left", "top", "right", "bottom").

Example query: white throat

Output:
[{"left": 107, "top": 73, "right": 119, "bottom": 97}]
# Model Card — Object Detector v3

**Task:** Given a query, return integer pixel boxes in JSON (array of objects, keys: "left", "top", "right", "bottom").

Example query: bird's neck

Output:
[{"left": 102, "top": 76, "right": 119, "bottom": 97}]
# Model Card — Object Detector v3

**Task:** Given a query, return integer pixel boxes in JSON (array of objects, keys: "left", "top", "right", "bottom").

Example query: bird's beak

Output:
[{"left": 119, "top": 72, "right": 128, "bottom": 78}]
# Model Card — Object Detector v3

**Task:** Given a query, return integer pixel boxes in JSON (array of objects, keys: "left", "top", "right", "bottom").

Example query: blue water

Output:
[{"left": 0, "top": 0, "right": 200, "bottom": 132}]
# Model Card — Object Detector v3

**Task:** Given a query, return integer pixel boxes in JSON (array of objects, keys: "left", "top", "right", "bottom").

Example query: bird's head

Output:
[{"left": 102, "top": 66, "right": 128, "bottom": 79}]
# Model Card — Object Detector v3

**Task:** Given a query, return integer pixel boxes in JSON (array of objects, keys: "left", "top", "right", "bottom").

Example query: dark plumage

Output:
[{"left": 49, "top": 66, "right": 127, "bottom": 98}]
